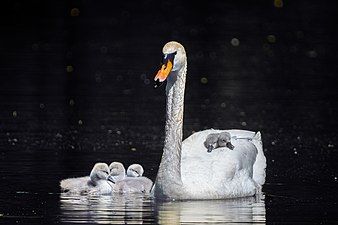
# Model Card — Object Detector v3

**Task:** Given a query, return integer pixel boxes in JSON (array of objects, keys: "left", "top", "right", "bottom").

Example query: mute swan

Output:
[
  {"left": 127, "top": 164, "right": 144, "bottom": 177},
  {"left": 108, "top": 162, "right": 126, "bottom": 183},
  {"left": 108, "top": 164, "right": 153, "bottom": 193},
  {"left": 152, "top": 41, "right": 266, "bottom": 200},
  {"left": 204, "top": 132, "right": 234, "bottom": 152},
  {"left": 60, "top": 163, "right": 113, "bottom": 195}
]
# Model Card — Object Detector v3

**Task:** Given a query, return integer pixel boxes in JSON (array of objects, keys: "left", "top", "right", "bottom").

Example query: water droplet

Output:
[
  {"left": 271, "top": 141, "right": 276, "bottom": 145},
  {"left": 241, "top": 121, "right": 247, "bottom": 126},
  {"left": 334, "top": 177, "right": 337, "bottom": 181},
  {"left": 130, "top": 147, "right": 136, "bottom": 151},
  {"left": 116, "top": 130, "right": 121, "bottom": 135},
  {"left": 328, "top": 144, "right": 334, "bottom": 148},
  {"left": 78, "top": 120, "right": 83, "bottom": 125},
  {"left": 231, "top": 38, "right": 240, "bottom": 46}
]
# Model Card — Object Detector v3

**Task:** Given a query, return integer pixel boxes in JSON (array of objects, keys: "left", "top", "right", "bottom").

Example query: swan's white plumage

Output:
[
  {"left": 153, "top": 41, "right": 266, "bottom": 200},
  {"left": 179, "top": 129, "right": 265, "bottom": 199},
  {"left": 60, "top": 163, "right": 113, "bottom": 195}
]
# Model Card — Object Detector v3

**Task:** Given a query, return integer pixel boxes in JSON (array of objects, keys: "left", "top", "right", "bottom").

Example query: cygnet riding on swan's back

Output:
[
  {"left": 108, "top": 164, "right": 153, "bottom": 193},
  {"left": 152, "top": 41, "right": 266, "bottom": 200},
  {"left": 60, "top": 163, "right": 113, "bottom": 195},
  {"left": 204, "top": 132, "right": 234, "bottom": 152}
]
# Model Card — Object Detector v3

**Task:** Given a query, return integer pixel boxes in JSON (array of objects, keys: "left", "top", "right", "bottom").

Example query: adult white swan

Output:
[{"left": 152, "top": 41, "right": 266, "bottom": 200}]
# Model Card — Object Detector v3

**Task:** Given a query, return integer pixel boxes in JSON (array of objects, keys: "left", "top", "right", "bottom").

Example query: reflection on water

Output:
[
  {"left": 60, "top": 193, "right": 265, "bottom": 224},
  {"left": 60, "top": 193, "right": 152, "bottom": 224}
]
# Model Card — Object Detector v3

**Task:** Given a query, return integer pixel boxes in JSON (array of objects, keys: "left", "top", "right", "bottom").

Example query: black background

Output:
[{"left": 0, "top": 0, "right": 337, "bottom": 196}]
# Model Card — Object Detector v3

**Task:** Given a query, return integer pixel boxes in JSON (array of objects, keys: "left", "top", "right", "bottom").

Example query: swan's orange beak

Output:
[
  {"left": 154, "top": 51, "right": 176, "bottom": 88},
  {"left": 154, "top": 60, "right": 173, "bottom": 88}
]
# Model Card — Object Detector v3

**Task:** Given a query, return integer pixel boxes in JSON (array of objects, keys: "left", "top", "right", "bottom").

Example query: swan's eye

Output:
[{"left": 162, "top": 51, "right": 177, "bottom": 64}]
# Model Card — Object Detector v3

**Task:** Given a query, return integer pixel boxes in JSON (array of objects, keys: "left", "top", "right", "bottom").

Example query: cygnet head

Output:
[
  {"left": 218, "top": 132, "right": 234, "bottom": 150},
  {"left": 154, "top": 41, "right": 186, "bottom": 88},
  {"left": 89, "top": 163, "right": 110, "bottom": 184},
  {"left": 204, "top": 133, "right": 220, "bottom": 153},
  {"left": 127, "top": 164, "right": 144, "bottom": 177},
  {"left": 108, "top": 162, "right": 126, "bottom": 183}
]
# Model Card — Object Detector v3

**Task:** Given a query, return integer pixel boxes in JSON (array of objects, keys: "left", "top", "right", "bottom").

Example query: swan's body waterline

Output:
[{"left": 153, "top": 41, "right": 266, "bottom": 200}]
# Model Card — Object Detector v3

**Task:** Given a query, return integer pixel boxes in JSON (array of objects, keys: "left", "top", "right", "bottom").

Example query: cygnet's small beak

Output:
[
  {"left": 154, "top": 52, "right": 176, "bottom": 88},
  {"left": 207, "top": 145, "right": 214, "bottom": 153},
  {"left": 226, "top": 142, "right": 234, "bottom": 150},
  {"left": 107, "top": 175, "right": 116, "bottom": 184}
]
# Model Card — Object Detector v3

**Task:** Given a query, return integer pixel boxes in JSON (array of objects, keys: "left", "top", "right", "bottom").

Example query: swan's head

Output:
[
  {"left": 107, "top": 162, "right": 126, "bottom": 183},
  {"left": 108, "top": 162, "right": 126, "bottom": 176},
  {"left": 89, "top": 163, "right": 110, "bottom": 183},
  {"left": 218, "top": 132, "right": 234, "bottom": 150},
  {"left": 154, "top": 41, "right": 186, "bottom": 88},
  {"left": 127, "top": 164, "right": 144, "bottom": 177}
]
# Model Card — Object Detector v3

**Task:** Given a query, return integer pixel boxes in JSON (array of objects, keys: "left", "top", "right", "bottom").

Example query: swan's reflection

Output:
[
  {"left": 155, "top": 195, "right": 266, "bottom": 225},
  {"left": 60, "top": 193, "right": 265, "bottom": 224}
]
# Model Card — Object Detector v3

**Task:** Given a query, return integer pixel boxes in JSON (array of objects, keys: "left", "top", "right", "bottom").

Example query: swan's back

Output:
[
  {"left": 181, "top": 129, "right": 266, "bottom": 198},
  {"left": 60, "top": 176, "right": 90, "bottom": 193}
]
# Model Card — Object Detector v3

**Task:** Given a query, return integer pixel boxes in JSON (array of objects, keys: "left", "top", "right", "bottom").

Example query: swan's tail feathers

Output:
[
  {"left": 252, "top": 131, "right": 266, "bottom": 187},
  {"left": 252, "top": 131, "right": 261, "bottom": 141}
]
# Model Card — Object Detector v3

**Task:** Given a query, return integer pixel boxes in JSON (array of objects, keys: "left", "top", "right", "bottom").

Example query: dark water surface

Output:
[{"left": 1, "top": 0, "right": 338, "bottom": 224}]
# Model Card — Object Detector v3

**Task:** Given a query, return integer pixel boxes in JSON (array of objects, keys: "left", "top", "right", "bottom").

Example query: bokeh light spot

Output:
[
  {"left": 66, "top": 65, "right": 74, "bottom": 73},
  {"left": 267, "top": 35, "right": 276, "bottom": 43},
  {"left": 200, "top": 77, "right": 208, "bottom": 84},
  {"left": 231, "top": 38, "right": 240, "bottom": 46},
  {"left": 12, "top": 111, "right": 17, "bottom": 118},
  {"left": 274, "top": 0, "right": 283, "bottom": 8},
  {"left": 70, "top": 8, "right": 80, "bottom": 17}
]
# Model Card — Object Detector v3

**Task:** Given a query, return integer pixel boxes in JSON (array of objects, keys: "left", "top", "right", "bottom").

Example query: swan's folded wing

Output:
[
  {"left": 251, "top": 132, "right": 266, "bottom": 186},
  {"left": 60, "top": 176, "right": 90, "bottom": 192}
]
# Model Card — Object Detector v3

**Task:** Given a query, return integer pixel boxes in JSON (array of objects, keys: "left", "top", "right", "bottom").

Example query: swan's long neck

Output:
[{"left": 155, "top": 61, "right": 187, "bottom": 199}]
